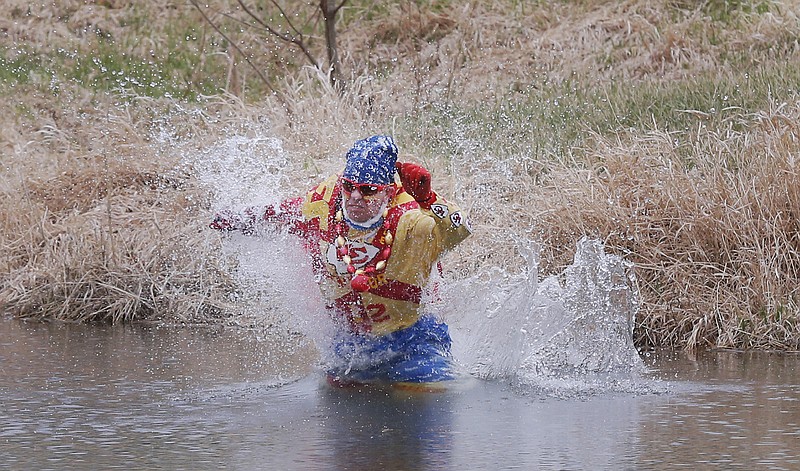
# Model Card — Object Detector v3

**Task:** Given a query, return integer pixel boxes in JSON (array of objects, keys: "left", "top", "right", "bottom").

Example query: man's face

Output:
[{"left": 341, "top": 179, "right": 393, "bottom": 224}]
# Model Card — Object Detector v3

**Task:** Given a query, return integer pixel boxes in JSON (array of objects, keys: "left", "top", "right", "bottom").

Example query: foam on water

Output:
[{"left": 185, "top": 130, "right": 657, "bottom": 397}]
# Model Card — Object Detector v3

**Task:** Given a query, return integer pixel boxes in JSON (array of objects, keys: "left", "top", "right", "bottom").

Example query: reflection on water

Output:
[{"left": 1, "top": 317, "right": 799, "bottom": 470}]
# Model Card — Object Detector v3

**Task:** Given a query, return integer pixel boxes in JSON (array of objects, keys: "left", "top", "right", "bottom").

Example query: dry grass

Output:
[
  {"left": 2, "top": 0, "right": 800, "bottom": 350},
  {"left": 532, "top": 102, "right": 800, "bottom": 350},
  {"left": 0, "top": 92, "right": 242, "bottom": 324}
]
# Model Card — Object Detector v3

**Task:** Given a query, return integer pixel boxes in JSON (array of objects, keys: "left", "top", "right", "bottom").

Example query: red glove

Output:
[{"left": 396, "top": 162, "right": 436, "bottom": 209}]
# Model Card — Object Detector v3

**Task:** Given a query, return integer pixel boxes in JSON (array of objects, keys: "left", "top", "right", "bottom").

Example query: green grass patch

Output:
[
  {"left": 0, "top": 38, "right": 233, "bottom": 100},
  {"left": 0, "top": 50, "right": 44, "bottom": 85},
  {"left": 66, "top": 44, "right": 224, "bottom": 100},
  {"left": 401, "top": 60, "right": 800, "bottom": 163},
  {"left": 669, "top": 0, "right": 773, "bottom": 23}
]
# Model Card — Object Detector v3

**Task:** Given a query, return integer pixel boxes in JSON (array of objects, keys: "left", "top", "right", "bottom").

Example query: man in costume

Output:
[{"left": 211, "top": 135, "right": 472, "bottom": 388}]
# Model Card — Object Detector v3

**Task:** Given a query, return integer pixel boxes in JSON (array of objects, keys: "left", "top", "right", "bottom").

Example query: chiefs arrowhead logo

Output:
[
  {"left": 450, "top": 211, "right": 464, "bottom": 228},
  {"left": 326, "top": 241, "right": 380, "bottom": 275},
  {"left": 430, "top": 203, "right": 449, "bottom": 219}
]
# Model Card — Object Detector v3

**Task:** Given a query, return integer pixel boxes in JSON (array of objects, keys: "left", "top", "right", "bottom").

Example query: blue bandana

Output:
[{"left": 342, "top": 135, "right": 398, "bottom": 185}]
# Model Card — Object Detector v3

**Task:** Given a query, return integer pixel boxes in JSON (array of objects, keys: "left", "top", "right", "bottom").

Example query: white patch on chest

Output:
[{"left": 325, "top": 240, "right": 380, "bottom": 275}]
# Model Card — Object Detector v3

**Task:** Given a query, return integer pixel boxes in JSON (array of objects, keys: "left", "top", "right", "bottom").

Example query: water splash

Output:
[
  {"left": 222, "top": 233, "right": 331, "bottom": 343},
  {"left": 441, "top": 237, "right": 651, "bottom": 397},
  {"left": 193, "top": 133, "right": 291, "bottom": 210},
  {"left": 179, "top": 127, "right": 332, "bottom": 373}
]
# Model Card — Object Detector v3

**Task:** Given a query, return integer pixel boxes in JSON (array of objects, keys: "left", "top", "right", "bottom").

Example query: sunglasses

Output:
[{"left": 341, "top": 178, "right": 390, "bottom": 197}]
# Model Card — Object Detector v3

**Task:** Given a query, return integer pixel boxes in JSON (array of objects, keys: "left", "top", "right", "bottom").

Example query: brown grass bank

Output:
[{"left": 1, "top": 0, "right": 799, "bottom": 350}]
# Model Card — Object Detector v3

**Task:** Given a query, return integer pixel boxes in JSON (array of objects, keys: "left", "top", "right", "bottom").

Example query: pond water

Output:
[{"left": 1, "top": 317, "right": 798, "bottom": 471}]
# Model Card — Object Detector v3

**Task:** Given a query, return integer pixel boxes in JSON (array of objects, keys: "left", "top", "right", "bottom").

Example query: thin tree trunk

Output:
[{"left": 320, "top": 0, "right": 342, "bottom": 88}]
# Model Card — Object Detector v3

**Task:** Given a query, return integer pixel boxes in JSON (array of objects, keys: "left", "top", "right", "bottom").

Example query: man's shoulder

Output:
[
  {"left": 304, "top": 174, "right": 340, "bottom": 202},
  {"left": 394, "top": 204, "right": 434, "bottom": 232}
]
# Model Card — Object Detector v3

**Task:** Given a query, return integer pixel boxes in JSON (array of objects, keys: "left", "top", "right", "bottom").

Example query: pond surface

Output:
[{"left": 1, "top": 317, "right": 798, "bottom": 470}]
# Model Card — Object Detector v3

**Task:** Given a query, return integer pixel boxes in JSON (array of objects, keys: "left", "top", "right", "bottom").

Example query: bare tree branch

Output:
[
  {"left": 236, "top": 0, "right": 321, "bottom": 70},
  {"left": 334, "top": 0, "right": 349, "bottom": 14},
  {"left": 192, "top": 0, "right": 348, "bottom": 92},
  {"left": 267, "top": 0, "right": 302, "bottom": 37},
  {"left": 189, "top": 0, "right": 279, "bottom": 96}
]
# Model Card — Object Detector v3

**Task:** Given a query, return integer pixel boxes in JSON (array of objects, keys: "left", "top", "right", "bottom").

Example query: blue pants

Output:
[{"left": 327, "top": 315, "right": 455, "bottom": 384}]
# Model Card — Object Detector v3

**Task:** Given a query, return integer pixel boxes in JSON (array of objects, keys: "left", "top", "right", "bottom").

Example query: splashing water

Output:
[
  {"left": 188, "top": 130, "right": 292, "bottom": 209},
  {"left": 187, "top": 130, "right": 651, "bottom": 396},
  {"left": 180, "top": 128, "right": 335, "bottom": 362},
  {"left": 441, "top": 237, "right": 648, "bottom": 396}
]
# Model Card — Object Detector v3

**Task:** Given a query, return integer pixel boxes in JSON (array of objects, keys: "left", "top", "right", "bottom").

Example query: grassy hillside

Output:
[{"left": 1, "top": 0, "right": 799, "bottom": 350}]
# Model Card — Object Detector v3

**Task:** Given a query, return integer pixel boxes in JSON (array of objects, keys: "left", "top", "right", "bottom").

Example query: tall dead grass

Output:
[
  {"left": 531, "top": 102, "right": 800, "bottom": 350},
  {"left": 0, "top": 92, "right": 242, "bottom": 324}
]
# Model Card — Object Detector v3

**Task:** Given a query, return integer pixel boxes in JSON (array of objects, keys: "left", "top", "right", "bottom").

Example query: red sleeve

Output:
[{"left": 258, "top": 196, "right": 309, "bottom": 237}]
